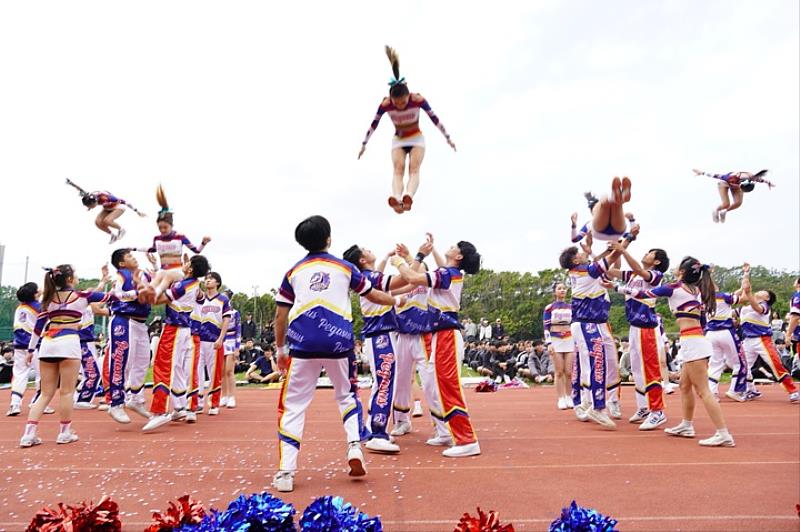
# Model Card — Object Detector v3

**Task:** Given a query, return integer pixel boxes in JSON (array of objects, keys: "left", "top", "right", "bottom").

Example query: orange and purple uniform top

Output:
[{"left": 362, "top": 94, "right": 449, "bottom": 146}]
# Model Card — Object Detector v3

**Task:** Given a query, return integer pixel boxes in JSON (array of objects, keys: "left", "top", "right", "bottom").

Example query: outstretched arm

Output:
[
  {"left": 417, "top": 95, "right": 456, "bottom": 151},
  {"left": 359, "top": 101, "right": 387, "bottom": 158}
]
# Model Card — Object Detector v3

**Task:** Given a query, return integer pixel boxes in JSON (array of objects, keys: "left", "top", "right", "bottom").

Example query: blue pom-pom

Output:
[
  {"left": 184, "top": 492, "right": 297, "bottom": 532},
  {"left": 300, "top": 496, "right": 382, "bottom": 531},
  {"left": 548, "top": 501, "right": 618, "bottom": 532}
]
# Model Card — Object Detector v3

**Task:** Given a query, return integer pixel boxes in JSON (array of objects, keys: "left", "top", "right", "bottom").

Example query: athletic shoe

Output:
[
  {"left": 639, "top": 411, "right": 667, "bottom": 431},
  {"left": 142, "top": 413, "right": 172, "bottom": 433},
  {"left": 789, "top": 392, "right": 799, "bottom": 403},
  {"left": 628, "top": 407, "right": 649, "bottom": 424},
  {"left": 185, "top": 411, "right": 197, "bottom": 423},
  {"left": 426, "top": 434, "right": 454, "bottom": 446},
  {"left": 226, "top": 397, "right": 237, "bottom": 409},
  {"left": 621, "top": 176, "right": 632, "bottom": 203},
  {"left": 125, "top": 401, "right": 152, "bottom": 420},
  {"left": 347, "top": 442, "right": 367, "bottom": 477},
  {"left": 401, "top": 194, "right": 413, "bottom": 212},
  {"left": 365, "top": 438, "right": 400, "bottom": 454},
  {"left": 584, "top": 191, "right": 599, "bottom": 210},
  {"left": 557, "top": 397, "right": 567, "bottom": 410},
  {"left": 719, "top": 210, "right": 727, "bottom": 223},
  {"left": 98, "top": 403, "right": 110, "bottom": 411},
  {"left": 117, "top": 227, "right": 126, "bottom": 241},
  {"left": 664, "top": 382, "right": 678, "bottom": 395},
  {"left": 272, "top": 470, "right": 295, "bottom": 492},
  {"left": 108, "top": 406, "right": 131, "bottom": 424},
  {"left": 56, "top": 430, "right": 80, "bottom": 445},
  {"left": 43, "top": 406, "right": 56, "bottom": 414},
  {"left": 6, "top": 404, "right": 21, "bottom": 416},
  {"left": 563, "top": 396, "right": 574, "bottom": 409},
  {"left": 171, "top": 409, "right": 187, "bottom": 422},
  {"left": 443, "top": 442, "right": 481, "bottom": 458},
  {"left": 390, "top": 421, "right": 412, "bottom": 437},
  {"left": 574, "top": 405, "right": 590, "bottom": 422},
  {"left": 20, "top": 434, "right": 43, "bottom": 448},
  {"left": 744, "top": 390, "right": 761, "bottom": 401},
  {"left": 412, "top": 401, "right": 424, "bottom": 417},
  {"left": 608, "top": 401, "right": 622, "bottom": 419},
  {"left": 109, "top": 232, "right": 119, "bottom": 244},
  {"left": 712, "top": 209, "right": 719, "bottom": 223},
  {"left": 587, "top": 409, "right": 617, "bottom": 430},
  {"left": 699, "top": 432, "right": 735, "bottom": 447},
  {"left": 725, "top": 390, "right": 747, "bottom": 403},
  {"left": 208, "top": 407, "right": 220, "bottom": 416},
  {"left": 220, "top": 396, "right": 229, "bottom": 407},
  {"left": 664, "top": 423, "right": 695, "bottom": 438},
  {"left": 74, "top": 401, "right": 97, "bottom": 410}
]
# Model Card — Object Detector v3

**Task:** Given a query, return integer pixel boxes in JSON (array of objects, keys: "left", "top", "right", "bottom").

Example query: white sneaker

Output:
[
  {"left": 208, "top": 407, "right": 220, "bottom": 416},
  {"left": 272, "top": 470, "right": 295, "bottom": 492},
  {"left": 608, "top": 401, "right": 622, "bottom": 419},
  {"left": 443, "top": 442, "right": 481, "bottom": 458},
  {"left": 74, "top": 402, "right": 97, "bottom": 410},
  {"left": 97, "top": 403, "right": 110, "bottom": 411},
  {"left": 699, "top": 432, "right": 735, "bottom": 447},
  {"left": 20, "top": 434, "right": 43, "bottom": 448},
  {"left": 557, "top": 397, "right": 567, "bottom": 410},
  {"left": 587, "top": 409, "right": 617, "bottom": 430},
  {"left": 347, "top": 442, "right": 367, "bottom": 477},
  {"left": 789, "top": 392, "right": 799, "bottom": 404},
  {"left": 664, "top": 423, "right": 695, "bottom": 438},
  {"left": 117, "top": 227, "right": 126, "bottom": 241},
  {"left": 185, "top": 411, "right": 197, "bottom": 423},
  {"left": 56, "top": 430, "right": 80, "bottom": 445},
  {"left": 226, "top": 397, "right": 237, "bottom": 409},
  {"left": 142, "top": 413, "right": 172, "bottom": 433},
  {"left": 43, "top": 406, "right": 56, "bottom": 414},
  {"left": 365, "top": 438, "right": 400, "bottom": 454},
  {"left": 639, "top": 411, "right": 667, "bottom": 431},
  {"left": 725, "top": 390, "right": 747, "bottom": 403},
  {"left": 125, "top": 401, "right": 152, "bottom": 420},
  {"left": 574, "top": 405, "right": 590, "bottom": 422},
  {"left": 664, "top": 382, "right": 677, "bottom": 395},
  {"left": 220, "top": 396, "right": 229, "bottom": 407},
  {"left": 390, "top": 421, "right": 412, "bottom": 437},
  {"left": 563, "top": 396, "right": 574, "bottom": 409},
  {"left": 628, "top": 408, "right": 649, "bottom": 424},
  {"left": 712, "top": 209, "right": 719, "bottom": 223},
  {"left": 719, "top": 210, "right": 727, "bottom": 223},
  {"left": 6, "top": 404, "right": 21, "bottom": 416},
  {"left": 426, "top": 434, "right": 454, "bottom": 446},
  {"left": 108, "top": 406, "right": 131, "bottom": 424},
  {"left": 109, "top": 232, "right": 119, "bottom": 244},
  {"left": 171, "top": 409, "right": 187, "bottom": 422},
  {"left": 412, "top": 401, "right": 424, "bottom": 417}
]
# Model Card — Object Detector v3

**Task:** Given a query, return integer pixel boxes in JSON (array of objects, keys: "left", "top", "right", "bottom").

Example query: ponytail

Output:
[
  {"left": 679, "top": 256, "right": 716, "bottom": 316},
  {"left": 156, "top": 184, "right": 173, "bottom": 225},
  {"left": 385, "top": 45, "right": 409, "bottom": 99},
  {"left": 40, "top": 264, "right": 74, "bottom": 309}
]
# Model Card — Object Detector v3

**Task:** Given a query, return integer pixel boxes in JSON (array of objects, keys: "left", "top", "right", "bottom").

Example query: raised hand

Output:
[
  {"left": 201, "top": 236, "right": 212, "bottom": 246},
  {"left": 447, "top": 138, "right": 457, "bottom": 152},
  {"left": 570, "top": 212, "right": 578, "bottom": 225},
  {"left": 358, "top": 145, "right": 366, "bottom": 159}
]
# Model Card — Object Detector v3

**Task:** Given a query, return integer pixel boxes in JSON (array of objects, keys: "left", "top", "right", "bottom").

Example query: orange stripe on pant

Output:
[
  {"left": 188, "top": 335, "right": 201, "bottom": 410},
  {"left": 151, "top": 324, "right": 179, "bottom": 415},
  {"left": 638, "top": 327, "right": 664, "bottom": 411},
  {"left": 759, "top": 336, "right": 798, "bottom": 393},
  {"left": 209, "top": 344, "right": 225, "bottom": 408},
  {"left": 431, "top": 329, "right": 477, "bottom": 446}
]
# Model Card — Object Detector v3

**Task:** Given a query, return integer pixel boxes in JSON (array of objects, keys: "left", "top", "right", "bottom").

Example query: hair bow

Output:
[{"left": 388, "top": 76, "right": 406, "bottom": 86}]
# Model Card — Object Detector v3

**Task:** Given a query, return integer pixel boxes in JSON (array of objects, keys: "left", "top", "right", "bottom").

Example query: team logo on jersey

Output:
[
  {"left": 375, "top": 335, "right": 389, "bottom": 349},
  {"left": 309, "top": 272, "right": 330, "bottom": 292},
  {"left": 584, "top": 323, "right": 597, "bottom": 334},
  {"left": 113, "top": 325, "right": 126, "bottom": 337},
  {"left": 19, "top": 314, "right": 26, "bottom": 322},
  {"left": 372, "top": 413, "right": 387, "bottom": 427}
]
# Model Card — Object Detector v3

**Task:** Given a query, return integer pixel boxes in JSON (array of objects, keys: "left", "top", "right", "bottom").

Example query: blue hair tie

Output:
[{"left": 388, "top": 76, "right": 406, "bottom": 86}]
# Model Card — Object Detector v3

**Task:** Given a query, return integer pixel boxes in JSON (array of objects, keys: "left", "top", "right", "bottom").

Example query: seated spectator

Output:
[
  {"left": 491, "top": 342, "right": 515, "bottom": 383},
  {"left": 520, "top": 341, "right": 554, "bottom": 383},
  {"left": 246, "top": 347, "right": 280, "bottom": 384},
  {"left": 0, "top": 346, "right": 14, "bottom": 385},
  {"left": 237, "top": 339, "right": 263, "bottom": 373}
]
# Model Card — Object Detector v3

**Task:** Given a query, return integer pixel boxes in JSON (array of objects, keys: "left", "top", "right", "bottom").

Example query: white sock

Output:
[
  {"left": 59, "top": 421, "right": 72, "bottom": 434},
  {"left": 24, "top": 422, "right": 38, "bottom": 437},
  {"left": 717, "top": 428, "right": 730, "bottom": 437},
  {"left": 681, "top": 419, "right": 693, "bottom": 428}
]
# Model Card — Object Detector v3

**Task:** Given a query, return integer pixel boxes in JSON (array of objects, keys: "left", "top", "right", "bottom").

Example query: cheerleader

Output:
[
  {"left": 221, "top": 290, "right": 241, "bottom": 409},
  {"left": 389, "top": 233, "right": 482, "bottom": 457},
  {"left": 543, "top": 283, "right": 575, "bottom": 410},
  {"left": 6, "top": 283, "right": 42, "bottom": 416},
  {"left": 618, "top": 257, "right": 734, "bottom": 446},
  {"left": 358, "top": 46, "right": 456, "bottom": 214},
  {"left": 739, "top": 265, "right": 798, "bottom": 402},
  {"left": 66, "top": 179, "right": 145, "bottom": 243},
  {"left": 571, "top": 176, "right": 637, "bottom": 243},
  {"left": 705, "top": 281, "right": 749, "bottom": 402},
  {"left": 692, "top": 168, "right": 774, "bottom": 223},
  {"left": 786, "top": 278, "right": 800, "bottom": 356},
  {"left": 133, "top": 185, "right": 210, "bottom": 302},
  {"left": 20, "top": 265, "right": 139, "bottom": 448}
]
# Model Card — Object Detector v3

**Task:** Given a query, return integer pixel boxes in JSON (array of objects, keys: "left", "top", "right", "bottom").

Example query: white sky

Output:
[{"left": 1, "top": 1, "right": 798, "bottom": 295}]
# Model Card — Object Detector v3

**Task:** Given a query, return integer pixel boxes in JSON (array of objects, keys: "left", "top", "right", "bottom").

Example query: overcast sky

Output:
[{"left": 1, "top": 1, "right": 797, "bottom": 296}]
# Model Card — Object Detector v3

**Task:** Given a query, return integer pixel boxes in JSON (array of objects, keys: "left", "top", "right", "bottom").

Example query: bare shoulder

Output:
[
  {"left": 380, "top": 97, "right": 391, "bottom": 107},
  {"left": 411, "top": 93, "right": 425, "bottom": 103}
]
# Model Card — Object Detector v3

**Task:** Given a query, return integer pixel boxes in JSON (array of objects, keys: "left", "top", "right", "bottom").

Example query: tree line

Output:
[{"left": 0, "top": 265, "right": 796, "bottom": 342}]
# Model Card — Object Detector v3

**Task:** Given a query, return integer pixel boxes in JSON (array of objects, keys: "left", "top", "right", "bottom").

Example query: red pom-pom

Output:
[
  {"left": 454, "top": 507, "right": 515, "bottom": 532},
  {"left": 27, "top": 496, "right": 121, "bottom": 532},
  {"left": 146, "top": 494, "right": 207, "bottom": 532}
]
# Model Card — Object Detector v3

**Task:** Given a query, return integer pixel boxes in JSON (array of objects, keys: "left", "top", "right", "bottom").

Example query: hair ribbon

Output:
[{"left": 388, "top": 76, "right": 406, "bottom": 86}]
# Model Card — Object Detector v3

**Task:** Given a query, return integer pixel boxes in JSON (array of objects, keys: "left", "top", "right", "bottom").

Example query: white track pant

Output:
[
  {"left": 9, "top": 349, "right": 40, "bottom": 407},
  {"left": 707, "top": 329, "right": 749, "bottom": 395},
  {"left": 125, "top": 320, "right": 151, "bottom": 404},
  {"left": 277, "top": 356, "right": 360, "bottom": 472},
  {"left": 393, "top": 333, "right": 428, "bottom": 424}
]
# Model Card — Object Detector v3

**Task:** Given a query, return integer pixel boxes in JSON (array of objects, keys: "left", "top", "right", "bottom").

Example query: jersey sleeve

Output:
[
  {"left": 166, "top": 280, "right": 187, "bottom": 302},
  {"left": 647, "top": 270, "right": 664, "bottom": 286},
  {"left": 571, "top": 223, "right": 588, "bottom": 243},
  {"left": 631, "top": 284, "right": 674, "bottom": 299},
  {"left": 275, "top": 273, "right": 295, "bottom": 306},
  {"left": 426, "top": 268, "right": 453, "bottom": 290},
  {"left": 419, "top": 97, "right": 449, "bottom": 139},
  {"left": 349, "top": 264, "right": 373, "bottom": 296},
  {"left": 180, "top": 234, "right": 202, "bottom": 254},
  {"left": 362, "top": 101, "right": 387, "bottom": 146},
  {"left": 587, "top": 258, "right": 608, "bottom": 279},
  {"left": 28, "top": 312, "right": 50, "bottom": 351},
  {"left": 222, "top": 296, "right": 233, "bottom": 318},
  {"left": 542, "top": 305, "right": 552, "bottom": 343},
  {"left": 80, "top": 290, "right": 120, "bottom": 304},
  {"left": 790, "top": 293, "right": 800, "bottom": 316}
]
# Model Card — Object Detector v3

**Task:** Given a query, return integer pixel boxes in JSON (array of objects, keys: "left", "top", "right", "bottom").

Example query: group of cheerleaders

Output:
[
  {"left": 546, "top": 176, "right": 798, "bottom": 448},
  {"left": 8, "top": 46, "right": 794, "bottom": 458}
]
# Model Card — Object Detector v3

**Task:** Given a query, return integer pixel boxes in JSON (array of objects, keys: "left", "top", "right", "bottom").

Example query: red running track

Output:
[{"left": 0, "top": 385, "right": 798, "bottom": 531}]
